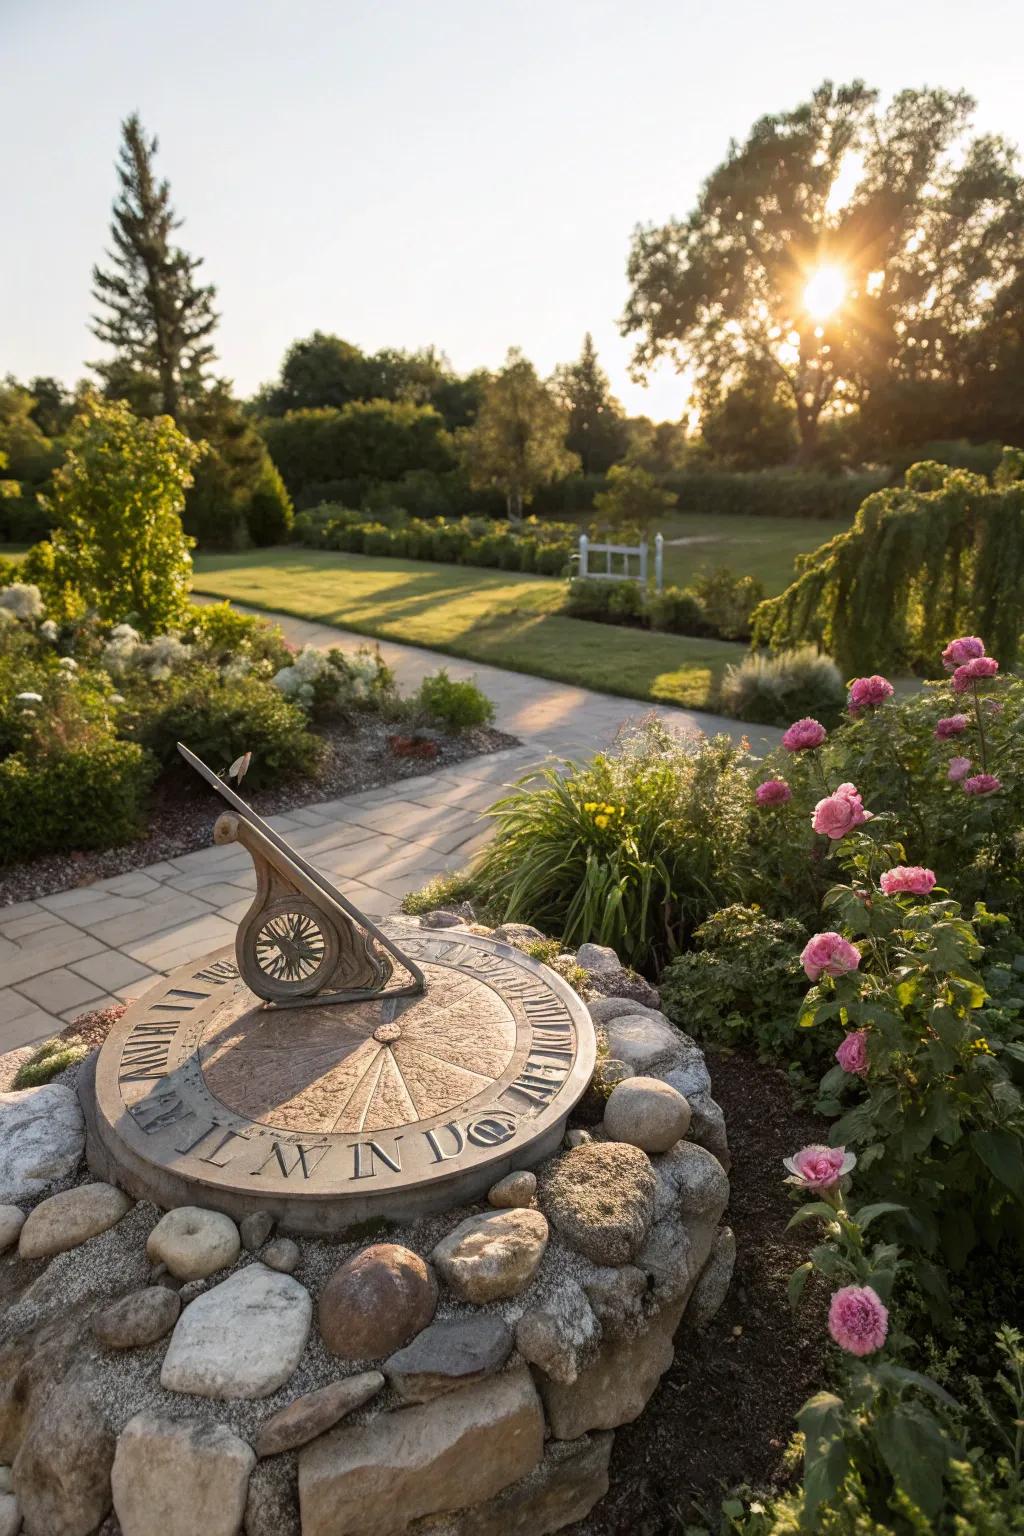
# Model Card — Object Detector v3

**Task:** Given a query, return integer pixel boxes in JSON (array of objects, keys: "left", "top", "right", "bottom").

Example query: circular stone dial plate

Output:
[{"left": 92, "top": 927, "right": 596, "bottom": 1228}]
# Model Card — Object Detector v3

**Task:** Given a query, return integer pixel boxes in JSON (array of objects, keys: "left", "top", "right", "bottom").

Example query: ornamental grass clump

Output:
[{"left": 470, "top": 721, "right": 755, "bottom": 972}]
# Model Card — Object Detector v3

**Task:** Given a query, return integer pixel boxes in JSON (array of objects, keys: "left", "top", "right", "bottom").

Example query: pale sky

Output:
[{"left": 3, "top": 0, "right": 1023, "bottom": 421}]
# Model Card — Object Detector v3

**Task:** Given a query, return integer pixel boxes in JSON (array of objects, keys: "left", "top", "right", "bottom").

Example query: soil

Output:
[
  {"left": 578, "top": 1051, "right": 830, "bottom": 1535},
  {"left": 0, "top": 717, "right": 517, "bottom": 906}
]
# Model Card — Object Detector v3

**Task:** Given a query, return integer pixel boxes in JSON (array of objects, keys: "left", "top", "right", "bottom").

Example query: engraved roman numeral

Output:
[
  {"left": 130, "top": 1091, "right": 196, "bottom": 1134},
  {"left": 149, "top": 987, "right": 211, "bottom": 1013},
  {"left": 119, "top": 1024, "right": 177, "bottom": 1083},
  {"left": 193, "top": 958, "right": 239, "bottom": 984}
]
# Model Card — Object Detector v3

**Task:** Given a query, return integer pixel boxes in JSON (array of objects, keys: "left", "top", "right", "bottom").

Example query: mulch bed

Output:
[
  {"left": 0, "top": 718, "right": 517, "bottom": 906},
  {"left": 578, "top": 1051, "right": 829, "bottom": 1535}
]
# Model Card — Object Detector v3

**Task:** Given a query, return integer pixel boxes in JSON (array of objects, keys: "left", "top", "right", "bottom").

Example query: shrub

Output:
[
  {"left": 416, "top": 670, "right": 495, "bottom": 730},
  {"left": 260, "top": 399, "right": 454, "bottom": 496},
  {"left": 0, "top": 736, "right": 157, "bottom": 863},
  {"left": 646, "top": 585, "right": 707, "bottom": 635},
  {"left": 469, "top": 722, "right": 755, "bottom": 972},
  {"left": 185, "top": 602, "right": 292, "bottom": 672},
  {"left": 564, "top": 578, "right": 645, "bottom": 624},
  {"left": 400, "top": 868, "right": 480, "bottom": 917},
  {"left": 659, "top": 905, "right": 816, "bottom": 1066},
  {"left": 719, "top": 645, "right": 846, "bottom": 726},
  {"left": 133, "top": 666, "right": 323, "bottom": 789},
  {"left": 41, "top": 396, "right": 199, "bottom": 635},
  {"left": 293, "top": 505, "right": 575, "bottom": 577},
  {"left": 245, "top": 458, "right": 293, "bottom": 545},
  {"left": 691, "top": 566, "right": 766, "bottom": 639}
]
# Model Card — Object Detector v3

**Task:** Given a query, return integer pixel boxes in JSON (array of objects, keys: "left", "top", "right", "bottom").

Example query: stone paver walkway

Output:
[{"left": 0, "top": 607, "right": 779, "bottom": 1056}]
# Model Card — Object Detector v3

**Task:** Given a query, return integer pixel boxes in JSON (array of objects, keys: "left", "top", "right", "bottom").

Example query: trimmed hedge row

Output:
[
  {"left": 293, "top": 507, "right": 575, "bottom": 576},
  {"left": 564, "top": 572, "right": 764, "bottom": 642}
]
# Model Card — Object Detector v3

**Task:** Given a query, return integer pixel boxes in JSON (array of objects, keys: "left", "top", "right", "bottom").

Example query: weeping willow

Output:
[{"left": 752, "top": 450, "right": 1024, "bottom": 675}]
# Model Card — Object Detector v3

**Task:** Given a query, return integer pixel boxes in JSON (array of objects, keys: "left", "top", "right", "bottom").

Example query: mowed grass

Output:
[
  {"left": 568, "top": 510, "right": 851, "bottom": 595},
  {"left": 193, "top": 548, "right": 747, "bottom": 709}
]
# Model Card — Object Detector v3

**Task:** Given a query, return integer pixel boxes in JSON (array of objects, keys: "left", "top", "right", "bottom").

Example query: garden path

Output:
[{"left": 0, "top": 608, "right": 781, "bottom": 1059}]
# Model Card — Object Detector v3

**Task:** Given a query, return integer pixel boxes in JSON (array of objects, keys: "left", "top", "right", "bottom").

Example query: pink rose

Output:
[
  {"left": 782, "top": 717, "right": 827, "bottom": 752},
  {"left": 879, "top": 865, "right": 936, "bottom": 896},
  {"left": 952, "top": 656, "right": 1000, "bottom": 693},
  {"left": 828, "top": 1285, "right": 889, "bottom": 1356},
  {"left": 963, "top": 773, "right": 1002, "bottom": 796},
  {"left": 942, "top": 636, "right": 986, "bottom": 671},
  {"left": 812, "top": 782, "right": 869, "bottom": 839},
  {"left": 847, "top": 675, "right": 894, "bottom": 715},
  {"left": 835, "top": 1030, "right": 869, "bottom": 1076},
  {"left": 801, "top": 931, "right": 861, "bottom": 981},
  {"left": 755, "top": 778, "right": 792, "bottom": 807},
  {"left": 935, "top": 714, "right": 969, "bottom": 740},
  {"left": 947, "top": 756, "right": 972, "bottom": 782},
  {"left": 783, "top": 1143, "right": 857, "bottom": 1191}
]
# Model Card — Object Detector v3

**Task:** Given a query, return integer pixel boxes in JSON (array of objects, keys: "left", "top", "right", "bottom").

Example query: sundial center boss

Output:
[{"left": 91, "top": 745, "right": 596, "bottom": 1233}]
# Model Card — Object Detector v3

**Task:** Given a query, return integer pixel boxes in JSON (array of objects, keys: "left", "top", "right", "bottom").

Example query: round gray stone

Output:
[
  {"left": 601, "top": 1013, "right": 686, "bottom": 1073},
  {"left": 18, "top": 1182, "right": 132, "bottom": 1260},
  {"left": 487, "top": 1171, "right": 537, "bottom": 1209},
  {"left": 146, "top": 1206, "right": 241, "bottom": 1280},
  {"left": 0, "top": 1206, "right": 25, "bottom": 1254},
  {"left": 93, "top": 1286, "right": 181, "bottom": 1349},
  {"left": 539, "top": 1142, "right": 656, "bottom": 1265},
  {"left": 262, "top": 1237, "right": 300, "bottom": 1274},
  {"left": 160, "top": 1263, "right": 312, "bottom": 1400},
  {"left": 603, "top": 1076, "right": 692, "bottom": 1154},
  {"left": 432, "top": 1209, "right": 549, "bottom": 1303},
  {"left": 240, "top": 1211, "right": 274, "bottom": 1252}
]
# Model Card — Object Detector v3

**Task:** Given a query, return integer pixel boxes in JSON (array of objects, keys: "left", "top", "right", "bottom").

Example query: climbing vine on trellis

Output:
[{"left": 751, "top": 451, "right": 1024, "bottom": 675}]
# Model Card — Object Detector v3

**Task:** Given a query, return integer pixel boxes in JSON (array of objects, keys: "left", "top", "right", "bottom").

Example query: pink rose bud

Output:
[
  {"left": 782, "top": 717, "right": 827, "bottom": 752},
  {"left": 947, "top": 756, "right": 972, "bottom": 782},
  {"left": 801, "top": 931, "right": 861, "bottom": 981},
  {"left": 847, "top": 675, "right": 895, "bottom": 715},
  {"left": 828, "top": 1284, "right": 889, "bottom": 1356},
  {"left": 942, "top": 636, "right": 986, "bottom": 671},
  {"left": 812, "top": 782, "right": 870, "bottom": 839},
  {"left": 835, "top": 1030, "right": 869, "bottom": 1075},
  {"left": 755, "top": 778, "right": 792, "bottom": 807},
  {"left": 879, "top": 865, "right": 936, "bottom": 896},
  {"left": 934, "top": 714, "right": 969, "bottom": 740},
  {"left": 963, "top": 773, "right": 1002, "bottom": 796},
  {"left": 783, "top": 1143, "right": 857, "bottom": 1191},
  {"left": 952, "top": 656, "right": 1000, "bottom": 692}
]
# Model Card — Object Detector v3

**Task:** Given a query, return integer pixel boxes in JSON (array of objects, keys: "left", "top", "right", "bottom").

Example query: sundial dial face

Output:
[{"left": 91, "top": 929, "right": 596, "bottom": 1233}]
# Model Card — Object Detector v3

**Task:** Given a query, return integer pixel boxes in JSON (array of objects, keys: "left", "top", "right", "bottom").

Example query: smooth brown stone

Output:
[{"left": 318, "top": 1243, "right": 437, "bottom": 1359}]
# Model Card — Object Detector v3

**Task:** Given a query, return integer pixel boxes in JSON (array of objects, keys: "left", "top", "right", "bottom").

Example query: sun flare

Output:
[{"left": 803, "top": 265, "right": 847, "bottom": 321}]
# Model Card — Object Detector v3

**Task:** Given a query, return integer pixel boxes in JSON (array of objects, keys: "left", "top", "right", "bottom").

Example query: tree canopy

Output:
[
  {"left": 92, "top": 114, "right": 218, "bottom": 421},
  {"left": 623, "top": 81, "right": 1024, "bottom": 461},
  {"left": 752, "top": 452, "right": 1024, "bottom": 673},
  {"left": 552, "top": 334, "right": 628, "bottom": 474},
  {"left": 459, "top": 349, "right": 578, "bottom": 520}
]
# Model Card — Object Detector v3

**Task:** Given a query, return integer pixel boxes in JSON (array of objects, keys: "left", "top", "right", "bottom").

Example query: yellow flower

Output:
[
  {"left": 594, "top": 814, "right": 610, "bottom": 829},
  {"left": 583, "top": 802, "right": 598, "bottom": 813},
  {"left": 969, "top": 1037, "right": 994, "bottom": 1056},
  {"left": 619, "top": 805, "right": 626, "bottom": 816}
]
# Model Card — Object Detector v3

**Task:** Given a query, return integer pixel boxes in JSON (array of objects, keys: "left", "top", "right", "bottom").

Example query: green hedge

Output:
[
  {"left": 293, "top": 507, "right": 574, "bottom": 576},
  {"left": 564, "top": 572, "right": 762, "bottom": 641},
  {"left": 0, "top": 739, "right": 157, "bottom": 863}
]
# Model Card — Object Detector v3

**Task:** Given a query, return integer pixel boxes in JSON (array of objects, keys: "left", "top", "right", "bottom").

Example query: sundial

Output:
[{"left": 90, "top": 746, "right": 596, "bottom": 1233}]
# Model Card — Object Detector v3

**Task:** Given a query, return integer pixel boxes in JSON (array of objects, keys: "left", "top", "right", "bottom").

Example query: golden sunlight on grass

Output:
[{"left": 803, "top": 264, "right": 847, "bottom": 321}]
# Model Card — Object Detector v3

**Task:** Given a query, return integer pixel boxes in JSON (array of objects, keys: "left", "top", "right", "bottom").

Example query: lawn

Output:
[
  {"left": 193, "top": 548, "right": 747, "bottom": 709},
  {"left": 568, "top": 510, "right": 851, "bottom": 594}
]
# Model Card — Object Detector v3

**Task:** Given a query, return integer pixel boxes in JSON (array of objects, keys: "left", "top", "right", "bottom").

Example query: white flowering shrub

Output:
[
  {"left": 101, "top": 625, "right": 192, "bottom": 681},
  {"left": 0, "top": 583, "right": 44, "bottom": 622}
]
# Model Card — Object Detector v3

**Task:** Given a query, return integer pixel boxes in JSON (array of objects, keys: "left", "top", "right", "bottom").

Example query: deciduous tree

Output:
[{"left": 460, "top": 349, "right": 578, "bottom": 521}]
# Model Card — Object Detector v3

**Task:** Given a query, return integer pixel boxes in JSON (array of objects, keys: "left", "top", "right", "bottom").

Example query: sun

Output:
[{"left": 803, "top": 265, "right": 847, "bottom": 321}]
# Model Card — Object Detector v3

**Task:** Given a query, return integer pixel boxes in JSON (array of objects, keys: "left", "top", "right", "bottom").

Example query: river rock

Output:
[
  {"left": 160, "top": 1263, "right": 311, "bottom": 1399},
  {"left": 0, "top": 1084, "right": 85, "bottom": 1204},
  {"left": 539, "top": 1141, "right": 655, "bottom": 1265},
  {"left": 492, "top": 922, "right": 546, "bottom": 946},
  {"left": 12, "top": 1371, "right": 115, "bottom": 1536},
  {"left": 603, "top": 1076, "right": 691, "bottom": 1154},
  {"left": 685, "top": 1091, "right": 731, "bottom": 1171},
  {"left": 432, "top": 1210, "right": 548, "bottom": 1303},
  {"left": 440, "top": 1431, "right": 613, "bottom": 1536},
  {"left": 0, "top": 1492, "right": 18, "bottom": 1536},
  {"left": 298, "top": 1368, "right": 544, "bottom": 1536},
  {"left": 663, "top": 1048, "right": 713, "bottom": 1100},
  {"left": 385, "top": 1317, "right": 512, "bottom": 1403},
  {"left": 586, "top": 997, "right": 664, "bottom": 1027},
  {"left": 0, "top": 1208, "right": 25, "bottom": 1254},
  {"left": 18, "top": 1182, "right": 132, "bottom": 1261},
  {"left": 637, "top": 1211, "right": 693, "bottom": 1306},
  {"left": 515, "top": 1279, "right": 600, "bottom": 1384},
  {"left": 255, "top": 1372, "right": 384, "bottom": 1457},
  {"left": 262, "top": 1237, "right": 300, "bottom": 1274},
  {"left": 539, "top": 1302, "right": 682, "bottom": 1439},
  {"left": 243, "top": 1459, "right": 300, "bottom": 1536},
  {"left": 93, "top": 1286, "right": 181, "bottom": 1349},
  {"left": 684, "top": 1225, "right": 737, "bottom": 1329},
  {"left": 653, "top": 1140, "right": 730, "bottom": 1224},
  {"left": 576, "top": 947, "right": 660, "bottom": 1008},
  {"left": 487, "top": 1170, "right": 537, "bottom": 1208},
  {"left": 601, "top": 1014, "right": 685, "bottom": 1073},
  {"left": 240, "top": 1211, "right": 273, "bottom": 1252},
  {"left": 145, "top": 1207, "right": 240, "bottom": 1281},
  {"left": 575, "top": 943, "right": 620, "bottom": 972},
  {"left": 583, "top": 1265, "right": 648, "bottom": 1337},
  {"left": 111, "top": 1412, "right": 255, "bottom": 1536},
  {"left": 319, "top": 1243, "right": 437, "bottom": 1359}
]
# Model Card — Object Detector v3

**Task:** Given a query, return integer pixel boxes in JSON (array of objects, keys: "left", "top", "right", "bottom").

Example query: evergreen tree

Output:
[
  {"left": 91, "top": 113, "right": 218, "bottom": 421},
  {"left": 552, "top": 334, "right": 627, "bottom": 474}
]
